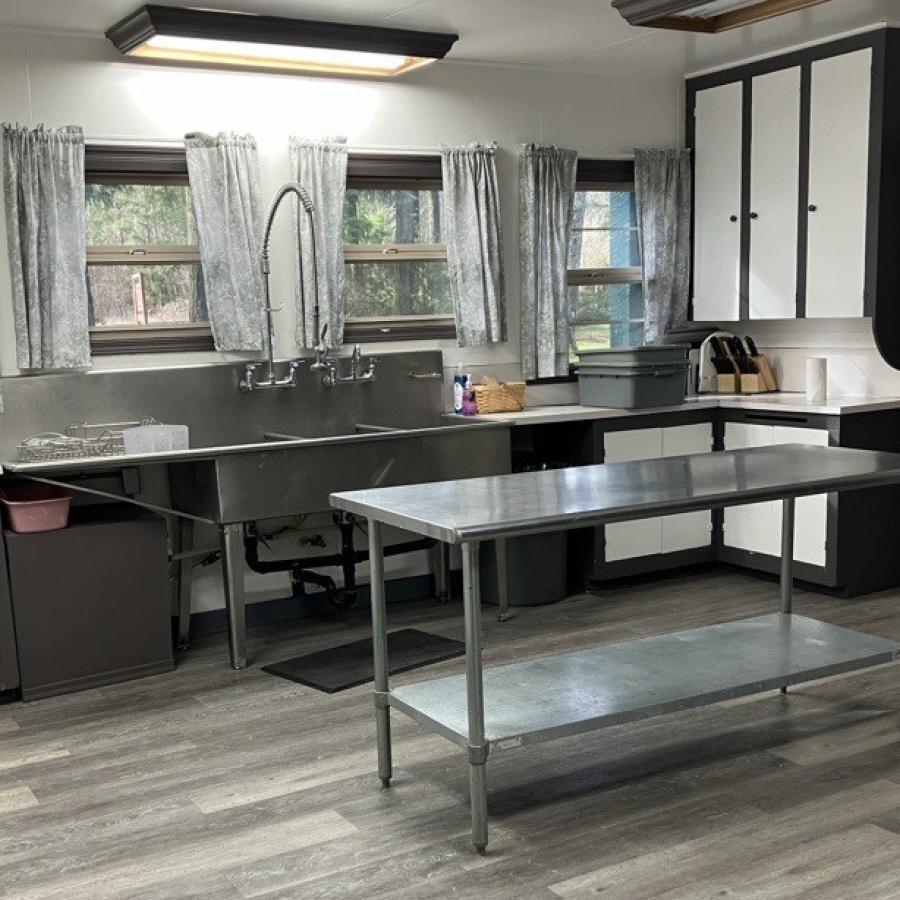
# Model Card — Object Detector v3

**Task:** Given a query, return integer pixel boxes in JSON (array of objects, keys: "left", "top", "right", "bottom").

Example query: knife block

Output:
[
  {"left": 716, "top": 374, "right": 739, "bottom": 393},
  {"left": 753, "top": 355, "right": 778, "bottom": 391},
  {"left": 740, "top": 373, "right": 765, "bottom": 394}
]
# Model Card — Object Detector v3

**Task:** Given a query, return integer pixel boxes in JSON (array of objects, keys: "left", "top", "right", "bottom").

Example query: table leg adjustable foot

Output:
[
  {"left": 781, "top": 686, "right": 788, "bottom": 694},
  {"left": 475, "top": 844, "right": 487, "bottom": 857},
  {"left": 380, "top": 777, "right": 391, "bottom": 788}
]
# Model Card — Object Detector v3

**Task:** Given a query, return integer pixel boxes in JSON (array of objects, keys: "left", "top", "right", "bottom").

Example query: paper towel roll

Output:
[{"left": 806, "top": 357, "right": 827, "bottom": 405}]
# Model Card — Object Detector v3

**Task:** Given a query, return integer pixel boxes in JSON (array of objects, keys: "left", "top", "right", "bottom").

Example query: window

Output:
[
  {"left": 84, "top": 145, "right": 214, "bottom": 355},
  {"left": 343, "top": 154, "right": 455, "bottom": 342},
  {"left": 567, "top": 160, "right": 644, "bottom": 361}
]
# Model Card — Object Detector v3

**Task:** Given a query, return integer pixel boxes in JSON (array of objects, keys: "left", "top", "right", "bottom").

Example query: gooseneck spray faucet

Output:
[{"left": 240, "top": 181, "right": 323, "bottom": 391}]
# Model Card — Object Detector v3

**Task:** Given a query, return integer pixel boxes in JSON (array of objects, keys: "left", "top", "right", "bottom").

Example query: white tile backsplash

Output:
[{"left": 750, "top": 319, "right": 900, "bottom": 396}]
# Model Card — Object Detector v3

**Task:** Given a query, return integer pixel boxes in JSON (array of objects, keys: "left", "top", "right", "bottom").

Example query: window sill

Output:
[
  {"left": 343, "top": 316, "right": 456, "bottom": 343},
  {"left": 525, "top": 371, "right": 578, "bottom": 386},
  {"left": 90, "top": 325, "right": 215, "bottom": 356}
]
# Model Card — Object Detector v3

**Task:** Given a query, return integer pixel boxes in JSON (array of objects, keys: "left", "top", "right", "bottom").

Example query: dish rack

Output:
[{"left": 16, "top": 419, "right": 160, "bottom": 462}]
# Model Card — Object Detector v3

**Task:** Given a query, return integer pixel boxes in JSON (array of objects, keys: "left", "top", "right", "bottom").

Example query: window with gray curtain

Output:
[
  {"left": 634, "top": 148, "right": 692, "bottom": 343},
  {"left": 290, "top": 136, "right": 348, "bottom": 349},
  {"left": 440, "top": 142, "right": 506, "bottom": 347},
  {"left": 2, "top": 124, "right": 91, "bottom": 370},
  {"left": 567, "top": 160, "right": 644, "bottom": 358},
  {"left": 185, "top": 132, "right": 265, "bottom": 352},
  {"left": 519, "top": 144, "right": 578, "bottom": 380}
]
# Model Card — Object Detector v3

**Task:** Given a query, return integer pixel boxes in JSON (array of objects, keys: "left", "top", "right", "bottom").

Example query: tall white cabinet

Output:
[
  {"left": 688, "top": 35, "right": 884, "bottom": 324},
  {"left": 692, "top": 82, "right": 743, "bottom": 322},
  {"left": 749, "top": 66, "right": 801, "bottom": 319},
  {"left": 805, "top": 48, "right": 872, "bottom": 318}
]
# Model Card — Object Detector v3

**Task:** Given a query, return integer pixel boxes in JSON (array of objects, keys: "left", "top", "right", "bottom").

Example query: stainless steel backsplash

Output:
[{"left": 0, "top": 350, "right": 445, "bottom": 459}]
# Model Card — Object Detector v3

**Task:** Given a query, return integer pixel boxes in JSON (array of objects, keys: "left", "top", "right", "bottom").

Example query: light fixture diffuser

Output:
[{"left": 107, "top": 5, "right": 458, "bottom": 77}]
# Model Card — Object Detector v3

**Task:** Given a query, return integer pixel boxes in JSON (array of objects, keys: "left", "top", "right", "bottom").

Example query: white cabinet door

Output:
[
  {"left": 723, "top": 423, "right": 780, "bottom": 556},
  {"left": 773, "top": 425, "right": 830, "bottom": 566},
  {"left": 806, "top": 48, "right": 872, "bottom": 318},
  {"left": 749, "top": 67, "right": 801, "bottom": 320},
  {"left": 693, "top": 81, "right": 743, "bottom": 322},
  {"left": 660, "top": 423, "right": 714, "bottom": 553},
  {"left": 604, "top": 428, "right": 663, "bottom": 562}
]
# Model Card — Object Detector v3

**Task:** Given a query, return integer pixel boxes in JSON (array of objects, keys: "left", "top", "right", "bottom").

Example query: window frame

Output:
[
  {"left": 84, "top": 144, "right": 214, "bottom": 356},
  {"left": 563, "top": 159, "right": 644, "bottom": 375},
  {"left": 342, "top": 154, "right": 455, "bottom": 343}
]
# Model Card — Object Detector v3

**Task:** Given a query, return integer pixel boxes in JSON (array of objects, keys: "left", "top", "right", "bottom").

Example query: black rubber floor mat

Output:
[{"left": 262, "top": 628, "right": 465, "bottom": 693}]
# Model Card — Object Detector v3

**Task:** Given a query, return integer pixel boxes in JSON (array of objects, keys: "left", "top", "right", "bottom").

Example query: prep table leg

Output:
[
  {"left": 780, "top": 497, "right": 795, "bottom": 694},
  {"left": 462, "top": 541, "right": 489, "bottom": 854},
  {"left": 219, "top": 524, "right": 247, "bottom": 670},
  {"left": 177, "top": 518, "right": 194, "bottom": 651},
  {"left": 433, "top": 541, "right": 450, "bottom": 602},
  {"left": 495, "top": 537, "right": 510, "bottom": 622},
  {"left": 369, "top": 519, "right": 393, "bottom": 787}
]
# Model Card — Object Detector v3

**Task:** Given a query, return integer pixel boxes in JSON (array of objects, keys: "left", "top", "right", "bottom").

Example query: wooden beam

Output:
[
  {"left": 645, "top": 0, "right": 830, "bottom": 34},
  {"left": 645, "top": 15, "right": 716, "bottom": 32}
]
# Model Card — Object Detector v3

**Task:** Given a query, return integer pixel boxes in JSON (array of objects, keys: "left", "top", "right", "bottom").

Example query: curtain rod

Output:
[{"left": 84, "top": 137, "right": 636, "bottom": 160}]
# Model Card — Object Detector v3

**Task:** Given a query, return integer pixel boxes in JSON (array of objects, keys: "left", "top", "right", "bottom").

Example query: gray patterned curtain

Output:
[
  {"left": 518, "top": 144, "right": 578, "bottom": 380},
  {"left": 440, "top": 142, "right": 506, "bottom": 347},
  {"left": 2, "top": 124, "right": 90, "bottom": 370},
  {"left": 185, "top": 132, "right": 265, "bottom": 352},
  {"left": 289, "top": 137, "right": 347, "bottom": 349},
  {"left": 634, "top": 149, "right": 692, "bottom": 344}
]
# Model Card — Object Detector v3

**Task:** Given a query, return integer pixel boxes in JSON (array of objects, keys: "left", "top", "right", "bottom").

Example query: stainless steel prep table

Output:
[{"left": 331, "top": 444, "right": 900, "bottom": 853}]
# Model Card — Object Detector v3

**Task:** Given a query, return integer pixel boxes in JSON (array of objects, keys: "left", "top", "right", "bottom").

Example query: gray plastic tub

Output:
[
  {"left": 576, "top": 363, "right": 688, "bottom": 409},
  {"left": 576, "top": 345, "right": 690, "bottom": 367}
]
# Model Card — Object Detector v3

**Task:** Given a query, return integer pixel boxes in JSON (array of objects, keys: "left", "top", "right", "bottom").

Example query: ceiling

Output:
[{"left": 0, "top": 0, "right": 896, "bottom": 76}]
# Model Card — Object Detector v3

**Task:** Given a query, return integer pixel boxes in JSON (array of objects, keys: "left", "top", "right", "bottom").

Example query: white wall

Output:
[
  {"left": 0, "top": 28, "right": 680, "bottom": 384},
  {"left": 0, "top": 28, "right": 681, "bottom": 611}
]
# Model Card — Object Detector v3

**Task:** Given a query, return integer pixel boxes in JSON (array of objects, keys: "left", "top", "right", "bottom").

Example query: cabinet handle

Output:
[
  {"left": 808, "top": 204, "right": 818, "bottom": 213},
  {"left": 749, "top": 212, "right": 759, "bottom": 220},
  {"left": 729, "top": 215, "right": 738, "bottom": 223}
]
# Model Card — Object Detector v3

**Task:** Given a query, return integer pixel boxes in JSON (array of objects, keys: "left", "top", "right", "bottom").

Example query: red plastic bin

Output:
[{"left": 0, "top": 484, "right": 72, "bottom": 533}]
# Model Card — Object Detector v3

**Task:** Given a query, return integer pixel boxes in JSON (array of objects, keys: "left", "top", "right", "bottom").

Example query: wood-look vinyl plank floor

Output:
[{"left": 1, "top": 568, "right": 900, "bottom": 898}]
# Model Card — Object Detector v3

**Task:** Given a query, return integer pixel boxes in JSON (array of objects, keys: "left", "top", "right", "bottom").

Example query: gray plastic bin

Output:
[
  {"left": 576, "top": 344, "right": 690, "bottom": 367},
  {"left": 576, "top": 363, "right": 688, "bottom": 409}
]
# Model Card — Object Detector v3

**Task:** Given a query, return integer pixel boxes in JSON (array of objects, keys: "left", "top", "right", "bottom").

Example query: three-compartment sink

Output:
[{"left": 168, "top": 419, "right": 511, "bottom": 524}]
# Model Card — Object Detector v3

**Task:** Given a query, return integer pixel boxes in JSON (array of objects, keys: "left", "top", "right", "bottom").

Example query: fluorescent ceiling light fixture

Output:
[
  {"left": 107, "top": 5, "right": 458, "bottom": 77},
  {"left": 612, "top": 0, "right": 830, "bottom": 33}
]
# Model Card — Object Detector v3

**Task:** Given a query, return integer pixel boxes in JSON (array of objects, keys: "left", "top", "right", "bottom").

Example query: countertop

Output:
[{"left": 451, "top": 393, "right": 900, "bottom": 426}]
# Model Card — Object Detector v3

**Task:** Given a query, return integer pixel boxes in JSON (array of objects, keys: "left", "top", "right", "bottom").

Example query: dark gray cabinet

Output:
[{"left": 5, "top": 511, "right": 174, "bottom": 700}]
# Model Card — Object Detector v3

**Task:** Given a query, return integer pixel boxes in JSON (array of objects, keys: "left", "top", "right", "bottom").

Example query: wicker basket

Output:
[{"left": 472, "top": 377, "right": 526, "bottom": 414}]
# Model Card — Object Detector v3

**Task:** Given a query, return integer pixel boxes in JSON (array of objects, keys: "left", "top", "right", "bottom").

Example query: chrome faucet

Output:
[
  {"left": 322, "top": 343, "right": 380, "bottom": 388},
  {"left": 240, "top": 181, "right": 318, "bottom": 393}
]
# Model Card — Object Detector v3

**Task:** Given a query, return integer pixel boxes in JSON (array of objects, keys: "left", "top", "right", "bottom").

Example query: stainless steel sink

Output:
[
  {"left": 168, "top": 420, "right": 509, "bottom": 524},
  {"left": 0, "top": 351, "right": 513, "bottom": 669}
]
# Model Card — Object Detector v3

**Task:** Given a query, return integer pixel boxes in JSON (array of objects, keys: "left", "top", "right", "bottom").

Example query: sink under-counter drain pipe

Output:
[{"left": 242, "top": 515, "right": 438, "bottom": 616}]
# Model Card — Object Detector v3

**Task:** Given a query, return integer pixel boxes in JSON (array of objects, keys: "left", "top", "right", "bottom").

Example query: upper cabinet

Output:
[
  {"left": 693, "top": 81, "right": 743, "bottom": 321},
  {"left": 687, "top": 30, "right": 900, "bottom": 333},
  {"left": 805, "top": 49, "right": 872, "bottom": 318},
  {"left": 749, "top": 66, "right": 801, "bottom": 320}
]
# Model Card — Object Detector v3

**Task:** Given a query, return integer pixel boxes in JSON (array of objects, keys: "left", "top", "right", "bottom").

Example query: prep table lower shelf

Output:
[{"left": 390, "top": 614, "right": 900, "bottom": 751}]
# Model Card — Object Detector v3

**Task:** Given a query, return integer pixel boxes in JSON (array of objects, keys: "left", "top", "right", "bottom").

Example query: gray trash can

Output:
[{"left": 480, "top": 531, "right": 567, "bottom": 607}]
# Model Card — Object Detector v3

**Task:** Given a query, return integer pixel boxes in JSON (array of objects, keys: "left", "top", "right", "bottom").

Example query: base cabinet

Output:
[
  {"left": 5, "top": 512, "right": 174, "bottom": 701},
  {"left": 722, "top": 422, "right": 829, "bottom": 567},
  {"left": 604, "top": 423, "right": 714, "bottom": 562}
]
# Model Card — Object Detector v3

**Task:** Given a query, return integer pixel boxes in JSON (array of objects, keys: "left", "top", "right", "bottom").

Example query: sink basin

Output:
[{"left": 168, "top": 420, "right": 511, "bottom": 524}]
